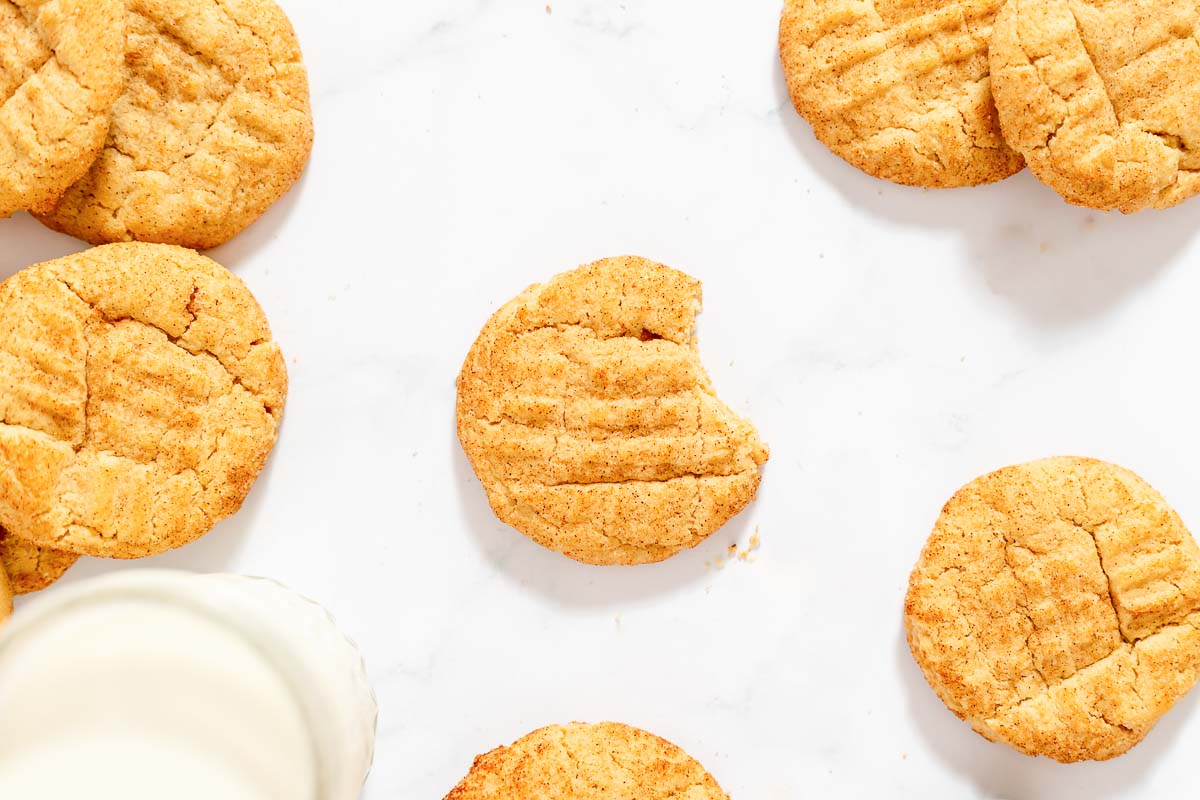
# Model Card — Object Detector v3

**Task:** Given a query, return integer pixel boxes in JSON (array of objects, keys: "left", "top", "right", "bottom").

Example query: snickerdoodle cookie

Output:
[
  {"left": 906, "top": 456, "right": 1200, "bottom": 762},
  {"left": 0, "top": 559, "right": 10, "bottom": 623},
  {"left": 0, "top": 0, "right": 125, "bottom": 217},
  {"left": 0, "top": 527, "right": 76, "bottom": 594},
  {"left": 990, "top": 0, "right": 1200, "bottom": 212},
  {"left": 0, "top": 242, "right": 287, "bottom": 559},
  {"left": 35, "top": 0, "right": 313, "bottom": 248},
  {"left": 456, "top": 257, "right": 769, "bottom": 566},
  {"left": 779, "top": 0, "right": 1024, "bottom": 188},
  {"left": 444, "top": 722, "right": 729, "bottom": 800}
]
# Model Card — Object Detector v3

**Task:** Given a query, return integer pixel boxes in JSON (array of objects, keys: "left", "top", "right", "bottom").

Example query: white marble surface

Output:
[{"left": 4, "top": 1, "right": 1200, "bottom": 797}]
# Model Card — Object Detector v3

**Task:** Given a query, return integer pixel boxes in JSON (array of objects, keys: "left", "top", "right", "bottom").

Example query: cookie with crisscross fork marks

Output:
[
  {"left": 0, "top": 242, "right": 287, "bottom": 559},
  {"left": 35, "top": 0, "right": 312, "bottom": 248},
  {"left": 0, "top": 0, "right": 124, "bottom": 217},
  {"left": 0, "top": 526, "right": 76, "bottom": 594},
  {"left": 906, "top": 457, "right": 1200, "bottom": 761},
  {"left": 780, "top": 0, "right": 1024, "bottom": 187},
  {"left": 444, "top": 722, "right": 729, "bottom": 800},
  {"left": 990, "top": 0, "right": 1200, "bottom": 212},
  {"left": 456, "top": 257, "right": 769, "bottom": 567}
]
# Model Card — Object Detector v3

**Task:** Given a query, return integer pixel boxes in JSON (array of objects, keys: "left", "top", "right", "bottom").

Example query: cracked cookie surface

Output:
[
  {"left": 34, "top": 0, "right": 313, "bottom": 249},
  {"left": 990, "top": 0, "right": 1200, "bottom": 212},
  {"left": 443, "top": 722, "right": 728, "bottom": 800},
  {"left": 0, "top": 0, "right": 125, "bottom": 217},
  {"left": 779, "top": 0, "right": 1024, "bottom": 188},
  {"left": 456, "top": 257, "right": 769, "bottom": 567},
  {"left": 0, "top": 242, "right": 287, "bottom": 559},
  {"left": 0, "top": 526, "right": 76, "bottom": 594},
  {"left": 905, "top": 456, "right": 1200, "bottom": 762}
]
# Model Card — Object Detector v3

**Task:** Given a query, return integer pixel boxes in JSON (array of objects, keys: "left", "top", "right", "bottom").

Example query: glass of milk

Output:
[{"left": 0, "top": 570, "right": 377, "bottom": 800}]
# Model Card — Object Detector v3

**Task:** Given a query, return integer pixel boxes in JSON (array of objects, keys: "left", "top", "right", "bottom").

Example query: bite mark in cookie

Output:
[{"left": 457, "top": 256, "right": 768, "bottom": 566}]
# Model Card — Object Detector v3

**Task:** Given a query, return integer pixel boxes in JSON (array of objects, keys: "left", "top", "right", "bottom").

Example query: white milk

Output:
[{"left": 0, "top": 571, "right": 377, "bottom": 800}]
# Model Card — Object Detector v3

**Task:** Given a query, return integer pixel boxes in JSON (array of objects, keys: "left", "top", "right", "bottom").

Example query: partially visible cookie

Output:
[
  {"left": 990, "top": 0, "right": 1200, "bottom": 212},
  {"left": 34, "top": 0, "right": 313, "bottom": 248},
  {"left": 444, "top": 722, "right": 729, "bottom": 800},
  {"left": 0, "top": 0, "right": 125, "bottom": 217},
  {"left": 906, "top": 456, "right": 1200, "bottom": 762},
  {"left": 0, "top": 242, "right": 287, "bottom": 559},
  {"left": 0, "top": 527, "right": 76, "bottom": 594},
  {"left": 779, "top": 0, "right": 1024, "bottom": 188},
  {"left": 457, "top": 256, "right": 768, "bottom": 566},
  {"left": 0, "top": 557, "right": 11, "bottom": 623}
]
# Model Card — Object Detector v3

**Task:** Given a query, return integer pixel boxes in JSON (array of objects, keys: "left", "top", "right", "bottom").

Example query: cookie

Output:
[
  {"left": 456, "top": 256, "right": 769, "bottom": 567},
  {"left": 905, "top": 456, "right": 1200, "bottom": 762},
  {"left": 34, "top": 0, "right": 313, "bottom": 249},
  {"left": 779, "top": 0, "right": 1024, "bottom": 188},
  {"left": 0, "top": 557, "right": 10, "bottom": 624},
  {"left": 0, "top": 242, "right": 287, "bottom": 559},
  {"left": 0, "top": 0, "right": 125, "bottom": 217},
  {"left": 990, "top": 0, "right": 1200, "bottom": 212},
  {"left": 444, "top": 722, "right": 728, "bottom": 800},
  {"left": 0, "top": 527, "right": 76, "bottom": 594}
]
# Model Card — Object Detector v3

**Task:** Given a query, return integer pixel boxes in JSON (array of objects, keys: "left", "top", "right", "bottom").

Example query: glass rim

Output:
[{"left": 0, "top": 569, "right": 327, "bottom": 799}]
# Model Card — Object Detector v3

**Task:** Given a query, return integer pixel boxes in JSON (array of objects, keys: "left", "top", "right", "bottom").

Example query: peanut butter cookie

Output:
[
  {"left": 0, "top": 527, "right": 76, "bottom": 594},
  {"left": 444, "top": 722, "right": 729, "bottom": 800},
  {"left": 906, "top": 456, "right": 1200, "bottom": 762},
  {"left": 35, "top": 0, "right": 313, "bottom": 248},
  {"left": 990, "top": 0, "right": 1200, "bottom": 212},
  {"left": 456, "top": 257, "right": 769, "bottom": 566},
  {"left": 0, "top": 558, "right": 11, "bottom": 623},
  {"left": 779, "top": 0, "right": 1024, "bottom": 188},
  {"left": 0, "top": 0, "right": 125, "bottom": 217},
  {"left": 0, "top": 242, "right": 287, "bottom": 559}
]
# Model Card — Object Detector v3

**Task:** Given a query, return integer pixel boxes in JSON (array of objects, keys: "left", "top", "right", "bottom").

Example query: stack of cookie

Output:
[
  {"left": 0, "top": 242, "right": 288, "bottom": 620},
  {"left": 780, "top": 0, "right": 1199, "bottom": 213},
  {"left": 1, "top": 0, "right": 312, "bottom": 616},
  {"left": 1, "top": 0, "right": 313, "bottom": 247}
]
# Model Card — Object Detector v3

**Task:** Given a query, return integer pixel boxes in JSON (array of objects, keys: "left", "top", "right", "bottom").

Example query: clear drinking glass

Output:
[{"left": 0, "top": 570, "right": 377, "bottom": 800}]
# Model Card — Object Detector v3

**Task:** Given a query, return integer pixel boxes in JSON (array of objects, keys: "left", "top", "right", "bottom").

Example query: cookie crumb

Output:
[
  {"left": 717, "top": 531, "right": 761, "bottom": 562},
  {"left": 738, "top": 532, "right": 761, "bottom": 560}
]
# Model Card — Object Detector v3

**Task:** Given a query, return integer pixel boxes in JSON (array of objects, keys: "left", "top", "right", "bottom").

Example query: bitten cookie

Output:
[
  {"left": 0, "top": 527, "right": 76, "bottom": 594},
  {"left": 990, "top": 0, "right": 1200, "bottom": 212},
  {"left": 34, "top": 0, "right": 313, "bottom": 248},
  {"left": 905, "top": 456, "right": 1200, "bottom": 762},
  {"left": 0, "top": 242, "right": 287, "bottom": 559},
  {"left": 444, "top": 722, "right": 729, "bottom": 800},
  {"left": 456, "top": 257, "right": 769, "bottom": 566},
  {"left": 0, "top": 0, "right": 125, "bottom": 217},
  {"left": 779, "top": 0, "right": 1024, "bottom": 188}
]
